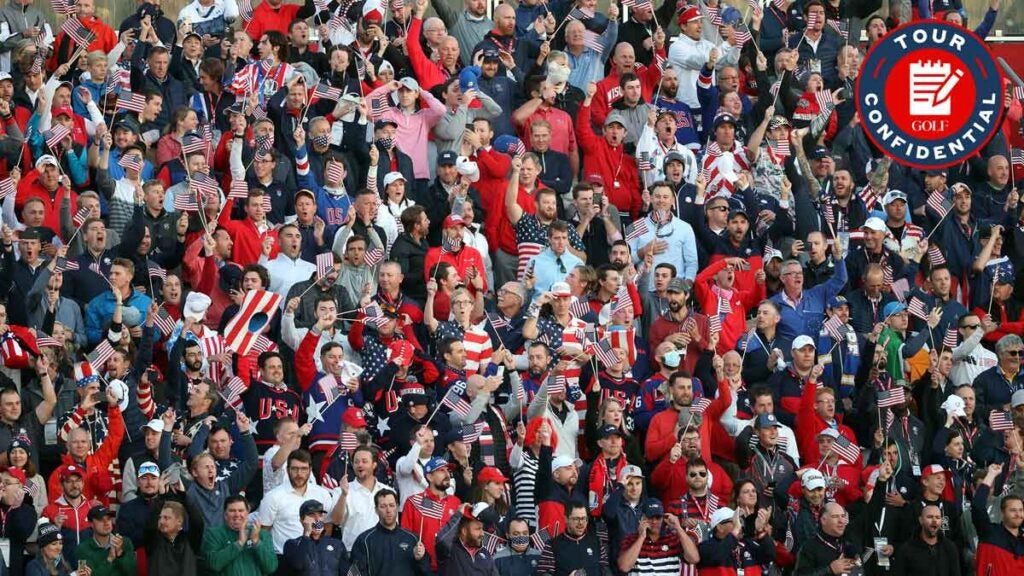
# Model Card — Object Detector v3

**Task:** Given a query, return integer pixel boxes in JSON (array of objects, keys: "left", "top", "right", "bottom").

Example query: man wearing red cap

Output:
[
  {"left": 42, "top": 464, "right": 102, "bottom": 565},
  {"left": 902, "top": 464, "right": 966, "bottom": 553},
  {"left": 666, "top": 5, "right": 741, "bottom": 111},
  {"left": 47, "top": 386, "right": 124, "bottom": 506},
  {"left": 424, "top": 214, "right": 489, "bottom": 296}
]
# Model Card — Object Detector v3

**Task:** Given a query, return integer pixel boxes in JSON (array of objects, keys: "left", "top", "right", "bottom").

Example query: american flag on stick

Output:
[
  {"left": 708, "top": 313, "right": 722, "bottom": 333},
  {"left": 707, "top": 6, "right": 722, "bottom": 25},
  {"left": 530, "top": 527, "right": 551, "bottom": 550},
  {"left": 637, "top": 151, "right": 653, "bottom": 172},
  {"left": 928, "top": 245, "right": 946, "bottom": 266},
  {"left": 823, "top": 314, "right": 846, "bottom": 341},
  {"left": 319, "top": 374, "right": 344, "bottom": 405},
  {"left": 148, "top": 265, "right": 166, "bottom": 280},
  {"left": 569, "top": 297, "right": 590, "bottom": 318},
  {"left": 154, "top": 307, "right": 176, "bottom": 336},
  {"left": 173, "top": 191, "right": 199, "bottom": 212},
  {"left": 943, "top": 327, "right": 958, "bottom": 350},
  {"left": 181, "top": 133, "right": 207, "bottom": 155},
  {"left": 805, "top": 11, "right": 820, "bottom": 29},
  {"left": 369, "top": 92, "right": 390, "bottom": 119},
  {"left": 61, "top": 18, "right": 96, "bottom": 47},
  {"left": 52, "top": 0, "right": 78, "bottom": 15},
  {"left": 611, "top": 285, "right": 631, "bottom": 315},
  {"left": 86, "top": 340, "right": 115, "bottom": 373},
  {"left": 566, "top": 7, "right": 595, "bottom": 21},
  {"left": 44, "top": 125, "right": 71, "bottom": 151},
  {"left": 190, "top": 173, "right": 219, "bottom": 199},
  {"left": 1012, "top": 149, "right": 1024, "bottom": 170},
  {"left": 689, "top": 397, "right": 712, "bottom": 415},
  {"left": 582, "top": 30, "right": 604, "bottom": 56},
  {"left": 831, "top": 433, "right": 860, "bottom": 464},
  {"left": 461, "top": 422, "right": 483, "bottom": 444},
  {"left": 316, "top": 252, "right": 335, "bottom": 278},
  {"left": 118, "top": 153, "right": 144, "bottom": 174},
  {"left": 827, "top": 19, "right": 849, "bottom": 40},
  {"left": 482, "top": 532, "right": 504, "bottom": 555},
  {"left": 440, "top": 387, "right": 472, "bottom": 417},
  {"left": 413, "top": 494, "right": 445, "bottom": 520},
  {"left": 486, "top": 311, "right": 509, "bottom": 330},
  {"left": 625, "top": 219, "right": 650, "bottom": 242},
  {"left": 325, "top": 161, "right": 345, "bottom": 184},
  {"left": 69, "top": 206, "right": 90, "bottom": 228},
  {"left": 876, "top": 386, "right": 906, "bottom": 408},
  {"left": 734, "top": 26, "right": 753, "bottom": 46},
  {"left": 546, "top": 373, "right": 567, "bottom": 395},
  {"left": 363, "top": 246, "right": 384, "bottom": 266},
  {"left": 990, "top": 410, "right": 1014, "bottom": 431},
  {"left": 115, "top": 91, "right": 147, "bottom": 113},
  {"left": 592, "top": 339, "right": 619, "bottom": 368},
  {"left": 906, "top": 296, "right": 929, "bottom": 320},
  {"left": 229, "top": 179, "right": 248, "bottom": 199},
  {"left": 220, "top": 376, "right": 247, "bottom": 411},
  {"left": 312, "top": 83, "right": 343, "bottom": 102},
  {"left": 815, "top": 89, "right": 833, "bottom": 110},
  {"left": 1014, "top": 85, "right": 1024, "bottom": 101},
  {"left": 35, "top": 336, "right": 62, "bottom": 348},
  {"left": 55, "top": 257, "right": 79, "bottom": 272},
  {"left": 927, "top": 192, "right": 952, "bottom": 219}
]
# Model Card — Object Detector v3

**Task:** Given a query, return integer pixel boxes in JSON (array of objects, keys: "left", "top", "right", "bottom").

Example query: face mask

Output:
[
  {"left": 376, "top": 137, "right": 394, "bottom": 150},
  {"left": 663, "top": 350, "right": 682, "bottom": 368},
  {"left": 547, "top": 62, "right": 570, "bottom": 85},
  {"left": 311, "top": 134, "right": 330, "bottom": 148},
  {"left": 510, "top": 535, "right": 530, "bottom": 548}
]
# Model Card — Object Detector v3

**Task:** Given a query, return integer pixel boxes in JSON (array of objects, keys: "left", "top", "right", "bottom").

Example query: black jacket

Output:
[
  {"left": 890, "top": 530, "right": 961, "bottom": 576},
  {"left": 130, "top": 43, "right": 193, "bottom": 131},
  {"left": 0, "top": 498, "right": 37, "bottom": 576},
  {"left": 794, "top": 530, "right": 859, "bottom": 576},
  {"left": 351, "top": 523, "right": 433, "bottom": 576},
  {"left": 390, "top": 233, "right": 429, "bottom": 304},
  {"left": 436, "top": 513, "right": 499, "bottom": 576}
]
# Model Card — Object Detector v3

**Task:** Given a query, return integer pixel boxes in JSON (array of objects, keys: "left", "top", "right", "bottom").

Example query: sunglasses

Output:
[
  {"left": 688, "top": 471, "right": 708, "bottom": 478},
  {"left": 1006, "top": 350, "right": 1023, "bottom": 356},
  {"left": 960, "top": 324, "right": 980, "bottom": 330}
]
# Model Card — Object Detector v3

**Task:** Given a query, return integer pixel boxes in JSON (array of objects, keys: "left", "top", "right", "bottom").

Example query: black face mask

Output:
[{"left": 376, "top": 137, "right": 394, "bottom": 150}]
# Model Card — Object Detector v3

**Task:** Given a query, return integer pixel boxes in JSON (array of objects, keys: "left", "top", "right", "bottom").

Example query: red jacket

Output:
[
  {"left": 695, "top": 259, "right": 766, "bottom": 355},
  {"left": 575, "top": 103, "right": 641, "bottom": 218},
  {"left": 423, "top": 244, "right": 488, "bottom": 295},
  {"left": 476, "top": 148, "right": 532, "bottom": 255},
  {"left": 645, "top": 385, "right": 731, "bottom": 464},
  {"left": 16, "top": 174, "right": 77, "bottom": 235},
  {"left": 47, "top": 16, "right": 117, "bottom": 70},
  {"left": 217, "top": 198, "right": 280, "bottom": 266},
  {"left": 794, "top": 380, "right": 862, "bottom": 468},
  {"left": 406, "top": 18, "right": 451, "bottom": 91},
  {"left": 654, "top": 456, "right": 734, "bottom": 512},
  {"left": 399, "top": 490, "right": 461, "bottom": 571},
  {"left": 246, "top": 2, "right": 302, "bottom": 40},
  {"left": 46, "top": 406, "right": 124, "bottom": 505}
]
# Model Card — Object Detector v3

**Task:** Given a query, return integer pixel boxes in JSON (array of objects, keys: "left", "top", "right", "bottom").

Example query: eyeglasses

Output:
[
  {"left": 688, "top": 471, "right": 708, "bottom": 478},
  {"left": 707, "top": 206, "right": 729, "bottom": 212},
  {"left": 961, "top": 325, "right": 980, "bottom": 330},
  {"left": 497, "top": 288, "right": 522, "bottom": 299},
  {"left": 568, "top": 516, "right": 588, "bottom": 522},
  {"left": 1006, "top": 350, "right": 1023, "bottom": 356},
  {"left": 453, "top": 300, "right": 473, "bottom": 306}
]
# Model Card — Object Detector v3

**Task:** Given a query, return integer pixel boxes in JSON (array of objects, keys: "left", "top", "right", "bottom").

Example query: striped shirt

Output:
[
  {"left": 513, "top": 451, "right": 539, "bottom": 527},
  {"left": 621, "top": 532, "right": 684, "bottom": 576}
]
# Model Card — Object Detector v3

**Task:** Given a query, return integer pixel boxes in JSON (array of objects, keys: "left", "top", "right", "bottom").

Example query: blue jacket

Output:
[
  {"left": 494, "top": 548, "right": 541, "bottom": 576},
  {"left": 973, "top": 365, "right": 1024, "bottom": 418},
  {"left": 436, "top": 513, "right": 499, "bottom": 576},
  {"left": 351, "top": 523, "right": 432, "bottom": 576},
  {"left": 771, "top": 259, "right": 848, "bottom": 340},
  {"left": 84, "top": 289, "right": 154, "bottom": 345}
]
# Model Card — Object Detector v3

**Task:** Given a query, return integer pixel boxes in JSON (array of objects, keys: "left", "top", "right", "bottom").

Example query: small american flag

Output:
[
  {"left": 990, "top": 410, "right": 1014, "bottom": 432},
  {"left": 117, "top": 153, "right": 143, "bottom": 173},
  {"left": 190, "top": 173, "right": 219, "bottom": 199},
  {"left": 582, "top": 30, "right": 604, "bottom": 56},
  {"left": 814, "top": 89, "right": 833, "bottom": 110},
  {"left": 482, "top": 531, "right": 504, "bottom": 555},
  {"left": 370, "top": 93, "right": 390, "bottom": 118},
  {"left": 566, "top": 7, "right": 595, "bottom": 21},
  {"left": 254, "top": 134, "right": 273, "bottom": 156},
  {"left": 708, "top": 313, "right": 722, "bottom": 333},
  {"left": 461, "top": 422, "right": 483, "bottom": 444},
  {"left": 927, "top": 192, "right": 951, "bottom": 219},
  {"left": 506, "top": 138, "right": 527, "bottom": 158},
  {"left": 707, "top": 6, "right": 722, "bottom": 25},
  {"left": 611, "top": 285, "right": 631, "bottom": 315},
  {"left": 882, "top": 264, "right": 894, "bottom": 285},
  {"left": 689, "top": 397, "right": 712, "bottom": 415},
  {"left": 440, "top": 387, "right": 472, "bottom": 417},
  {"left": 61, "top": 18, "right": 96, "bottom": 47},
  {"left": 154, "top": 307, "right": 176, "bottom": 336},
  {"left": 319, "top": 374, "right": 344, "bottom": 404},
  {"left": 1012, "top": 150, "right": 1024, "bottom": 170},
  {"left": 569, "top": 297, "right": 590, "bottom": 318},
  {"left": 907, "top": 296, "right": 929, "bottom": 320},
  {"left": 546, "top": 373, "right": 566, "bottom": 395},
  {"left": 261, "top": 195, "right": 271, "bottom": 213},
  {"left": 29, "top": 57, "right": 42, "bottom": 75},
  {"left": 734, "top": 25, "right": 753, "bottom": 46},
  {"left": 44, "top": 125, "right": 71, "bottom": 150},
  {"left": 229, "top": 179, "right": 248, "bottom": 199},
  {"left": 173, "top": 191, "right": 199, "bottom": 212},
  {"left": 325, "top": 161, "right": 344, "bottom": 184},
  {"left": 486, "top": 311, "right": 509, "bottom": 330},
  {"left": 625, "top": 219, "right": 650, "bottom": 242},
  {"left": 363, "top": 247, "right": 384, "bottom": 266},
  {"left": 339, "top": 431, "right": 359, "bottom": 451},
  {"left": 856, "top": 186, "right": 877, "bottom": 211},
  {"left": 441, "top": 235, "right": 461, "bottom": 255},
  {"left": 71, "top": 206, "right": 91, "bottom": 228},
  {"left": 592, "top": 339, "right": 619, "bottom": 368},
  {"left": 890, "top": 278, "right": 909, "bottom": 302},
  {"left": 876, "top": 386, "right": 906, "bottom": 408},
  {"left": 1015, "top": 85, "right": 1024, "bottom": 101},
  {"left": 823, "top": 314, "right": 846, "bottom": 341},
  {"left": 831, "top": 433, "right": 860, "bottom": 464},
  {"left": 943, "top": 327, "right": 958, "bottom": 350},
  {"left": 530, "top": 527, "right": 551, "bottom": 550},
  {"left": 770, "top": 139, "right": 791, "bottom": 157},
  {"left": 637, "top": 151, "right": 653, "bottom": 171},
  {"left": 252, "top": 334, "right": 274, "bottom": 354},
  {"left": 769, "top": 80, "right": 781, "bottom": 97},
  {"left": 805, "top": 11, "right": 820, "bottom": 28},
  {"left": 413, "top": 494, "right": 445, "bottom": 520},
  {"left": 827, "top": 19, "right": 849, "bottom": 40},
  {"left": 316, "top": 252, "right": 335, "bottom": 277},
  {"left": 86, "top": 340, "right": 116, "bottom": 372},
  {"left": 0, "top": 178, "right": 13, "bottom": 201},
  {"left": 927, "top": 245, "right": 946, "bottom": 266},
  {"left": 746, "top": 0, "right": 761, "bottom": 11},
  {"left": 52, "top": 0, "right": 77, "bottom": 15},
  {"left": 36, "top": 336, "right": 62, "bottom": 348},
  {"left": 148, "top": 265, "right": 166, "bottom": 280},
  {"left": 239, "top": 0, "right": 253, "bottom": 20},
  {"left": 312, "top": 83, "right": 343, "bottom": 102},
  {"left": 220, "top": 376, "right": 247, "bottom": 411},
  {"left": 55, "top": 257, "right": 79, "bottom": 272},
  {"left": 107, "top": 68, "right": 130, "bottom": 95},
  {"left": 115, "top": 91, "right": 147, "bottom": 113},
  {"left": 181, "top": 133, "right": 207, "bottom": 155}
]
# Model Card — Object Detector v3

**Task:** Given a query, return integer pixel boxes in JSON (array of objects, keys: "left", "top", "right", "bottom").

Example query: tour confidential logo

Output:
[{"left": 856, "top": 22, "right": 1004, "bottom": 170}]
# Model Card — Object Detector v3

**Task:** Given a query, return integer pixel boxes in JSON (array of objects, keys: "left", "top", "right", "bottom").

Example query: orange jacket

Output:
[{"left": 46, "top": 405, "right": 124, "bottom": 505}]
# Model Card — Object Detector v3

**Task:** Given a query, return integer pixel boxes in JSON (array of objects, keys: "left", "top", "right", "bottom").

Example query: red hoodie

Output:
[
  {"left": 695, "top": 259, "right": 766, "bottom": 355},
  {"left": 575, "top": 104, "right": 641, "bottom": 218}
]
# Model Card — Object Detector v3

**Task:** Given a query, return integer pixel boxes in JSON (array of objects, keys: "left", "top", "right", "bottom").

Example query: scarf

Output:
[{"left": 587, "top": 455, "right": 626, "bottom": 516}]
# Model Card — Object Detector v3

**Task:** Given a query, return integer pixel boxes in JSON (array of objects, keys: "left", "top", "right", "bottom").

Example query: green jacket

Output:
[
  {"left": 201, "top": 525, "right": 278, "bottom": 576},
  {"left": 74, "top": 537, "right": 137, "bottom": 576}
]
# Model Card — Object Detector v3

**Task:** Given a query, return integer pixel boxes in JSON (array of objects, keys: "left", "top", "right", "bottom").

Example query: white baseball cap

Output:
[
  {"left": 802, "top": 469, "right": 827, "bottom": 491},
  {"left": 35, "top": 154, "right": 59, "bottom": 169},
  {"left": 382, "top": 172, "right": 406, "bottom": 187},
  {"left": 710, "top": 507, "right": 736, "bottom": 527}
]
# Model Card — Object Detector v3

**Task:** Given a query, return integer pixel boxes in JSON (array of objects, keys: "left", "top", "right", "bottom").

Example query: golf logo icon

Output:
[{"left": 856, "top": 21, "right": 1005, "bottom": 170}]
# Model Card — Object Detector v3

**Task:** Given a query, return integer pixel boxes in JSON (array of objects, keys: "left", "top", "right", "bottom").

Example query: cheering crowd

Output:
[{"left": 0, "top": 0, "right": 1020, "bottom": 573}]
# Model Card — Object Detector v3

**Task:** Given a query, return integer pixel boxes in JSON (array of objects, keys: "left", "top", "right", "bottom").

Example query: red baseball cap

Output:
[
  {"left": 342, "top": 407, "right": 368, "bottom": 428},
  {"left": 60, "top": 464, "right": 84, "bottom": 481},
  {"left": 388, "top": 340, "right": 415, "bottom": 369},
  {"left": 478, "top": 466, "right": 508, "bottom": 484},
  {"left": 677, "top": 5, "right": 702, "bottom": 26},
  {"left": 4, "top": 467, "right": 26, "bottom": 484}
]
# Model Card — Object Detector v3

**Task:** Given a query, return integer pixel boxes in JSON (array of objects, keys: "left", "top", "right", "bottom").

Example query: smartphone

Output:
[
  {"left": 593, "top": 191, "right": 603, "bottom": 207},
  {"left": 78, "top": 560, "right": 87, "bottom": 571}
]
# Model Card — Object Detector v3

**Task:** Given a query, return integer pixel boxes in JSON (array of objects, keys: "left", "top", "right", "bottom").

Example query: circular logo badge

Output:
[{"left": 856, "top": 22, "right": 1005, "bottom": 169}]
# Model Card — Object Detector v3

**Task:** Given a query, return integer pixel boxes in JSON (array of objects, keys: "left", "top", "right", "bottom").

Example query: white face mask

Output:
[{"left": 547, "top": 62, "right": 570, "bottom": 85}]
